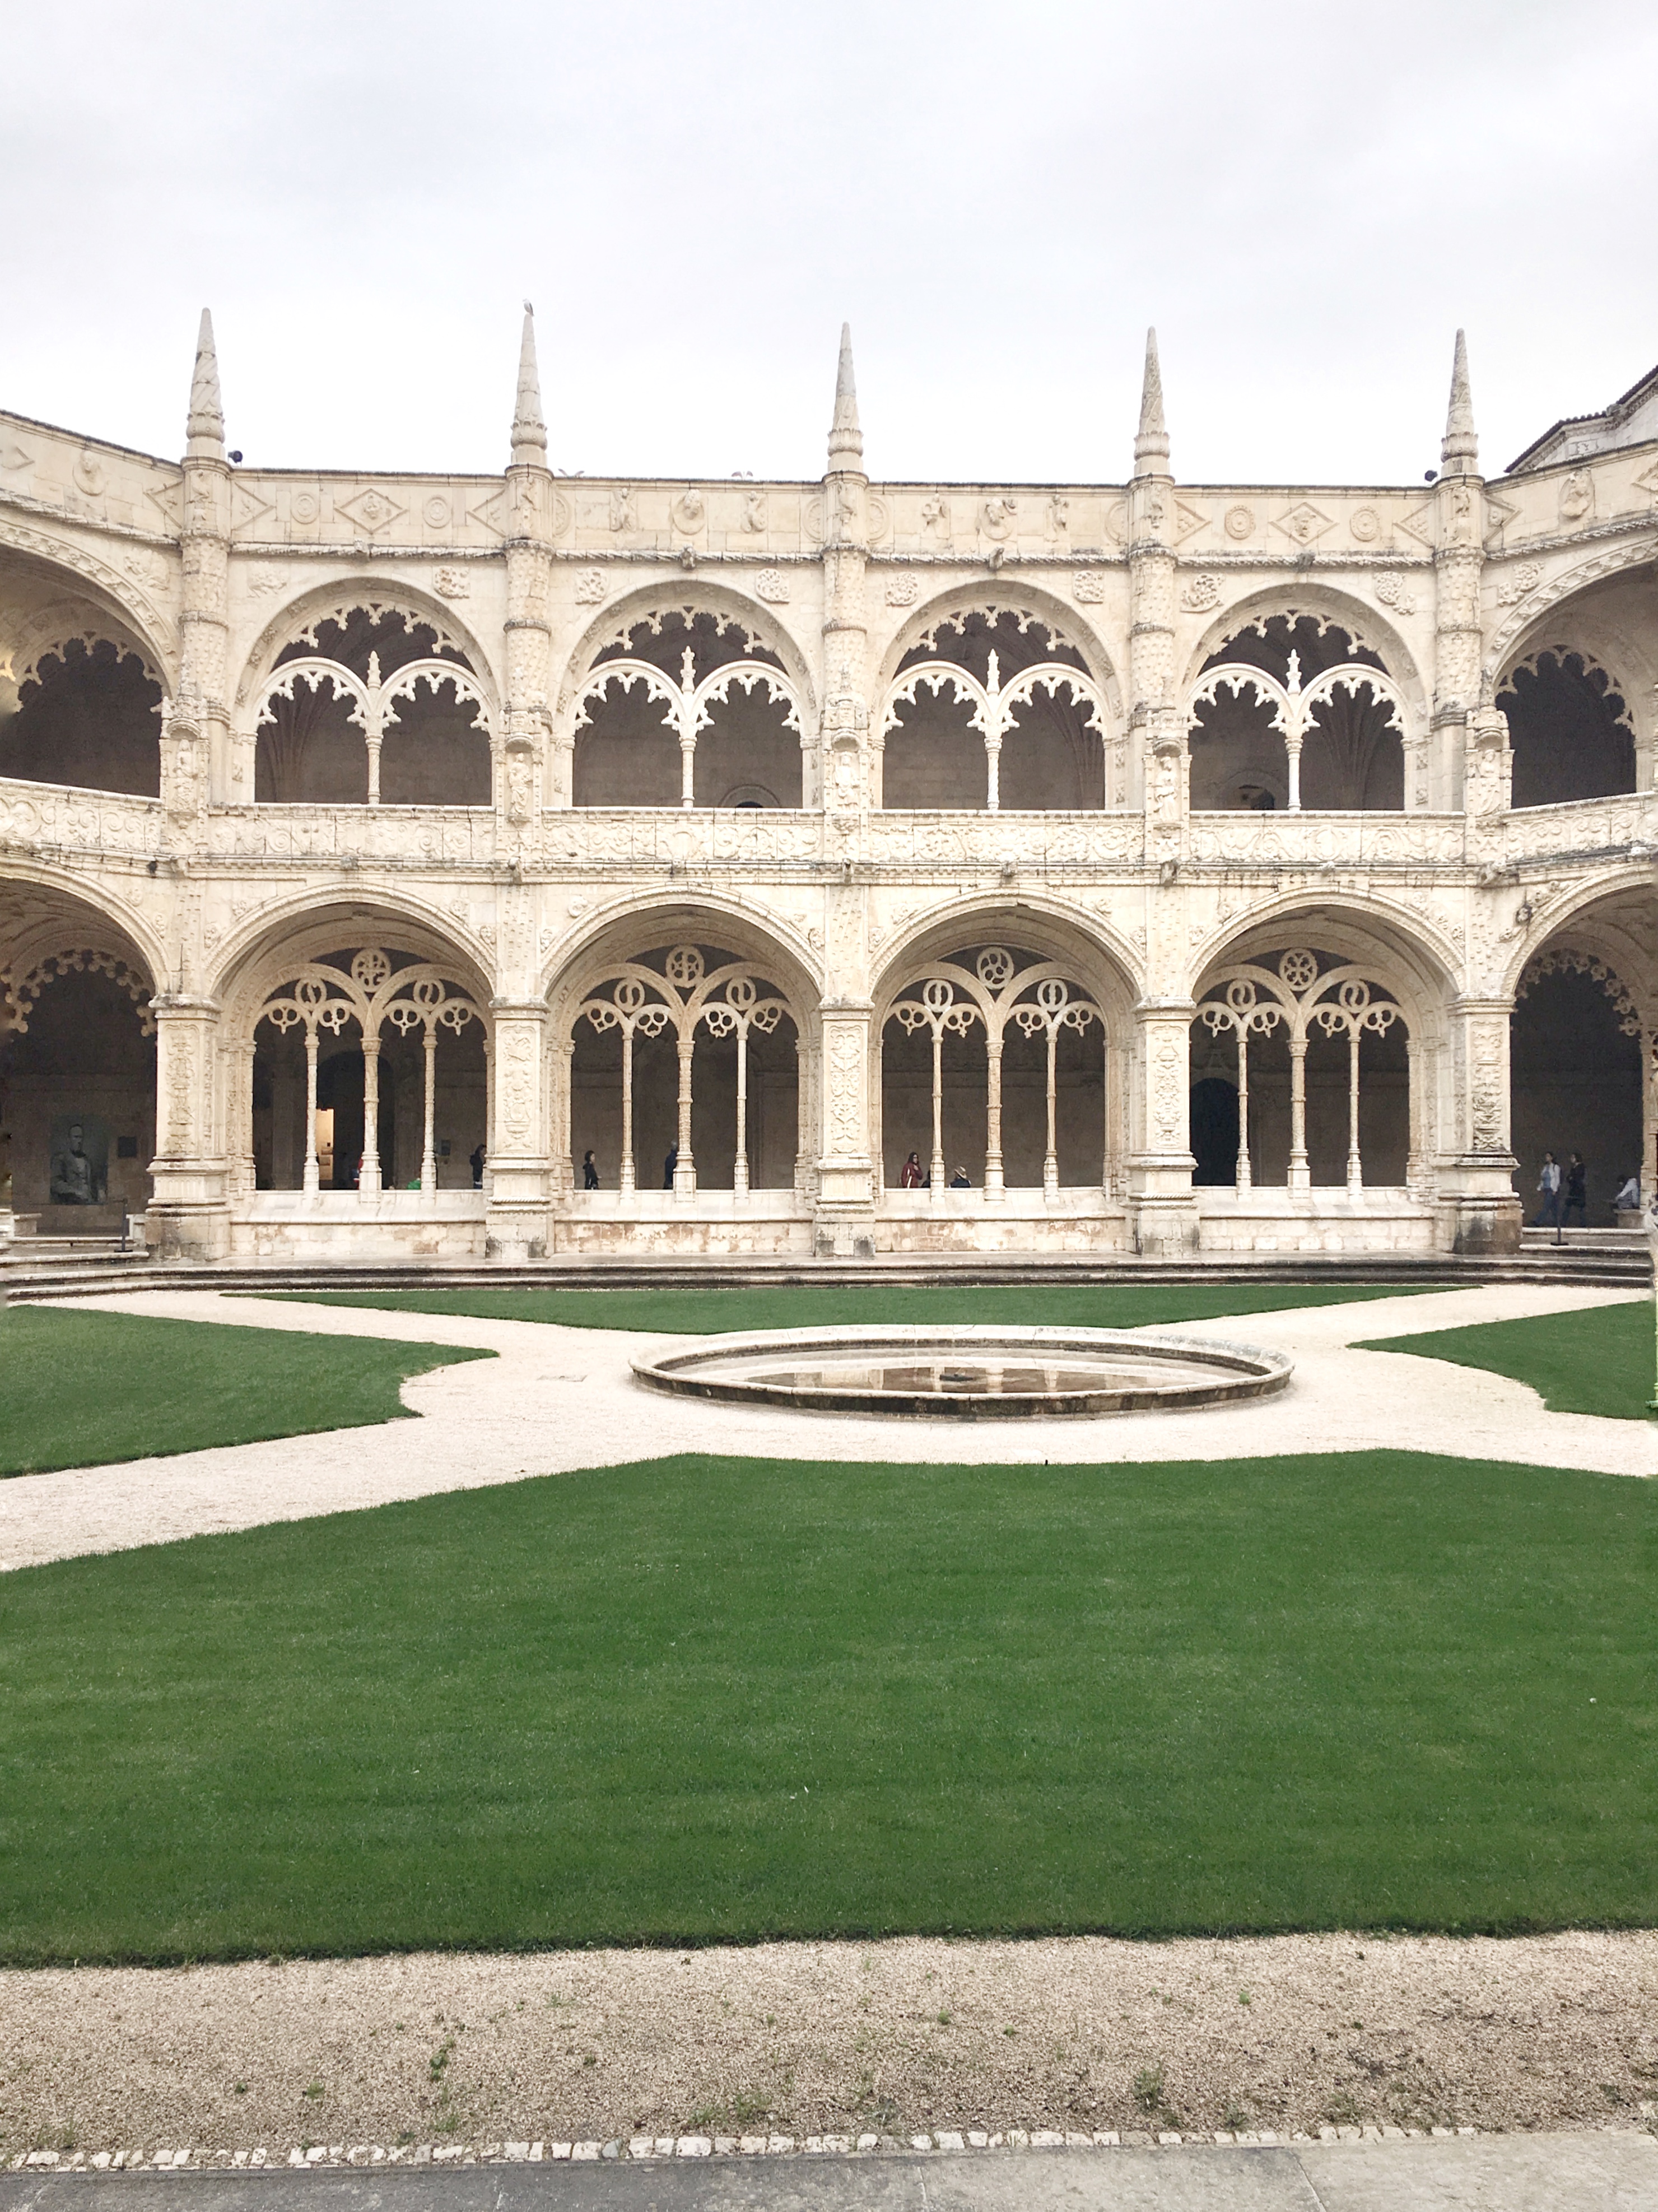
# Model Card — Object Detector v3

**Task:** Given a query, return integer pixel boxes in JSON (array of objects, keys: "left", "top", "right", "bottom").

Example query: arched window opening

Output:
[
  {"left": 573, "top": 610, "right": 802, "bottom": 809},
  {"left": 0, "top": 637, "right": 162, "bottom": 798},
  {"left": 0, "top": 954, "right": 156, "bottom": 1224},
  {"left": 881, "top": 608, "right": 1107, "bottom": 811},
  {"left": 1512, "top": 953, "right": 1643, "bottom": 1220},
  {"left": 1193, "top": 949, "right": 1410, "bottom": 1193},
  {"left": 1496, "top": 650, "right": 1636, "bottom": 808},
  {"left": 1190, "top": 613, "right": 1404, "bottom": 811},
  {"left": 255, "top": 606, "right": 490, "bottom": 806},
  {"left": 251, "top": 948, "right": 486, "bottom": 1193},
  {"left": 571, "top": 944, "right": 802, "bottom": 1194},
  {"left": 881, "top": 946, "right": 1106, "bottom": 1197}
]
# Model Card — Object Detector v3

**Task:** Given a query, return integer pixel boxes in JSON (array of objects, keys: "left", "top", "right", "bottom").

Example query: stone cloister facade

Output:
[{"left": 2, "top": 313, "right": 1656, "bottom": 1262}]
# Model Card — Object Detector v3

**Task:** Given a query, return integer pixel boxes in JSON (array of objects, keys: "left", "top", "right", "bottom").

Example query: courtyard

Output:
[{"left": 1, "top": 1275, "right": 1655, "bottom": 2173}]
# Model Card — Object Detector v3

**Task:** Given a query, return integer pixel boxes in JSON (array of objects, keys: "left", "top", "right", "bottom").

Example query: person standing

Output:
[
  {"left": 583, "top": 1149, "right": 600, "bottom": 1189},
  {"left": 900, "top": 1150, "right": 923, "bottom": 1188},
  {"left": 663, "top": 1144, "right": 678, "bottom": 1189},
  {"left": 1532, "top": 1152, "right": 1562, "bottom": 1235},
  {"left": 1563, "top": 1152, "right": 1588, "bottom": 1232},
  {"left": 469, "top": 1144, "right": 485, "bottom": 1189}
]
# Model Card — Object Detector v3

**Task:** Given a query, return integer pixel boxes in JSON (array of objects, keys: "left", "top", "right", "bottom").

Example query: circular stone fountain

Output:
[{"left": 631, "top": 1325, "right": 1292, "bottom": 1420}]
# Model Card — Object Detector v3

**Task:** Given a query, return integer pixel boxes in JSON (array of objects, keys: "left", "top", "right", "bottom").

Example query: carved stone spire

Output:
[
  {"left": 1441, "top": 328, "right": 1478, "bottom": 476},
  {"left": 510, "top": 300, "right": 547, "bottom": 468},
  {"left": 827, "top": 322, "right": 863, "bottom": 469},
  {"left": 185, "top": 308, "right": 225, "bottom": 460},
  {"left": 1133, "top": 326, "right": 1170, "bottom": 473}
]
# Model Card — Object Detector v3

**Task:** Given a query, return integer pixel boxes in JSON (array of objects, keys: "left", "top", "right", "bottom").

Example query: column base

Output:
[
  {"left": 1128, "top": 1195, "right": 1200, "bottom": 1258},
  {"left": 1435, "top": 1154, "right": 1521, "bottom": 1256},
  {"left": 485, "top": 1201, "right": 548, "bottom": 1263},
  {"left": 146, "top": 1203, "right": 232, "bottom": 1263}
]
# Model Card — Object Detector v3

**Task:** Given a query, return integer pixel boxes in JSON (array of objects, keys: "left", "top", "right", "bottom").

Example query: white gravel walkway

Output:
[{"left": 1, "top": 1282, "right": 1651, "bottom": 1573}]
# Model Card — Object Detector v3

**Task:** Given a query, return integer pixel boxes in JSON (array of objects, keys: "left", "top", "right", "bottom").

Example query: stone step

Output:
[{"left": 6, "top": 1247, "right": 1650, "bottom": 1301}]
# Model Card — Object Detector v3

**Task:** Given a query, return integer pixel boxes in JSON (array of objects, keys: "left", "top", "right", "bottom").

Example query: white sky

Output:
[{"left": 6, "top": 1, "right": 1656, "bottom": 488}]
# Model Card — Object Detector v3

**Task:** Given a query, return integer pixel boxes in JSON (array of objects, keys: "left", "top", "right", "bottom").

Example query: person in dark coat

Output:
[
  {"left": 1563, "top": 1152, "right": 1588, "bottom": 1230},
  {"left": 583, "top": 1149, "right": 600, "bottom": 1189},
  {"left": 468, "top": 1144, "right": 485, "bottom": 1188},
  {"left": 663, "top": 1144, "right": 678, "bottom": 1188}
]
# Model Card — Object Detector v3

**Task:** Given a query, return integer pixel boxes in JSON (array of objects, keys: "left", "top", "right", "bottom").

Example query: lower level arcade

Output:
[{"left": 2, "top": 889, "right": 1652, "bottom": 1262}]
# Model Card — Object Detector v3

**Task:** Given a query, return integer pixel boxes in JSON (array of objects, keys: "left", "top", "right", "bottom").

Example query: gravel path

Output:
[
  {"left": 0, "top": 1283, "right": 1651, "bottom": 1572},
  {"left": 2, "top": 1932, "right": 1655, "bottom": 2155}
]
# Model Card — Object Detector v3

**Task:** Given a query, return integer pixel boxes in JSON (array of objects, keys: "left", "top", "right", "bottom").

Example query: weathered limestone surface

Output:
[{"left": 2, "top": 317, "right": 1655, "bottom": 1262}]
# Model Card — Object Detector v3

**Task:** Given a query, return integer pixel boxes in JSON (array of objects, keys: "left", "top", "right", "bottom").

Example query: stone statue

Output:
[{"left": 50, "top": 1122, "right": 105, "bottom": 1206}]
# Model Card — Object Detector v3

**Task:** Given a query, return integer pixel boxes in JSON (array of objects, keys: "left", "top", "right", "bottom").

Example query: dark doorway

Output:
[{"left": 1190, "top": 1077, "right": 1241, "bottom": 1185}]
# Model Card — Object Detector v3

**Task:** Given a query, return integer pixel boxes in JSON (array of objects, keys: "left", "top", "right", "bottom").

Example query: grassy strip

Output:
[
  {"left": 0, "top": 1307, "right": 493, "bottom": 1475},
  {"left": 2, "top": 1448, "right": 1652, "bottom": 1962},
  {"left": 265, "top": 1281, "right": 1428, "bottom": 1336},
  {"left": 1359, "top": 1298, "right": 1654, "bottom": 1421}
]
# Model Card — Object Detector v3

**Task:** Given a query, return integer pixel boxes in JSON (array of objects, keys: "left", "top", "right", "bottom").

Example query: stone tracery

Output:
[
  {"left": 253, "top": 606, "right": 492, "bottom": 806},
  {"left": 253, "top": 948, "right": 485, "bottom": 1196},
  {"left": 878, "top": 608, "right": 1112, "bottom": 811},
  {"left": 572, "top": 944, "right": 801, "bottom": 1196},
  {"left": 1194, "top": 950, "right": 1408, "bottom": 1194},
  {"left": 1187, "top": 616, "right": 1409, "bottom": 813},
  {"left": 571, "top": 609, "right": 807, "bottom": 809},
  {"left": 882, "top": 947, "right": 1106, "bottom": 1198}
]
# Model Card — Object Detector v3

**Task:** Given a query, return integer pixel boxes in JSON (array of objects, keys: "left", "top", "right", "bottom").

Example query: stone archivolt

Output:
[{"left": 2, "top": 313, "right": 1655, "bottom": 1260}]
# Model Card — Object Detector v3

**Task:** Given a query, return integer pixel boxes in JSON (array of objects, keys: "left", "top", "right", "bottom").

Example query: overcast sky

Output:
[{"left": 6, "top": 2, "right": 1656, "bottom": 489}]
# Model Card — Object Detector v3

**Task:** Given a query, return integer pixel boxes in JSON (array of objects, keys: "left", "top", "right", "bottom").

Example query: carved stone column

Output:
[
  {"left": 501, "top": 313, "right": 553, "bottom": 848},
  {"left": 147, "top": 995, "right": 230, "bottom": 1259},
  {"left": 485, "top": 999, "right": 549, "bottom": 1260},
  {"left": 1433, "top": 332, "right": 1487, "bottom": 813},
  {"left": 176, "top": 312, "right": 228, "bottom": 833},
  {"left": 1436, "top": 996, "right": 1521, "bottom": 1254},
  {"left": 811, "top": 329, "right": 877, "bottom": 1255},
  {"left": 815, "top": 1007, "right": 874, "bottom": 1256},
  {"left": 1124, "top": 333, "right": 1198, "bottom": 1255},
  {"left": 1127, "top": 998, "right": 1199, "bottom": 1256}
]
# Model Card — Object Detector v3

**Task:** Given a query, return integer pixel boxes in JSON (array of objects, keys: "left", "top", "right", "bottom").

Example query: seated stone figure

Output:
[{"left": 50, "top": 1122, "right": 105, "bottom": 1205}]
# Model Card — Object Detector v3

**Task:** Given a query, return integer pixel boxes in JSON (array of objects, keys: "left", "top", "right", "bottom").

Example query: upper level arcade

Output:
[{"left": 5, "top": 313, "right": 1658, "bottom": 869}]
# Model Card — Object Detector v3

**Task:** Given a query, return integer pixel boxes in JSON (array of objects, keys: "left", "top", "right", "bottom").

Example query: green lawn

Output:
[
  {"left": 271, "top": 1281, "right": 1428, "bottom": 1336},
  {"left": 0, "top": 1307, "right": 493, "bottom": 1475},
  {"left": 1359, "top": 1297, "right": 1655, "bottom": 1421},
  {"left": 3, "top": 1448, "right": 1653, "bottom": 1963}
]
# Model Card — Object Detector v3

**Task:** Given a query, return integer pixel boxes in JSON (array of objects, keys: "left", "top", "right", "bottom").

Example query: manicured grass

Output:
[
  {"left": 3, "top": 1448, "right": 1653, "bottom": 1962},
  {"left": 1359, "top": 1297, "right": 1655, "bottom": 1421},
  {"left": 0, "top": 1307, "right": 493, "bottom": 1476},
  {"left": 272, "top": 1281, "right": 1429, "bottom": 1336}
]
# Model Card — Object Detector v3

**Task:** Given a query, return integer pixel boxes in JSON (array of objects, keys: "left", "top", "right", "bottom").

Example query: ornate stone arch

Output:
[
  {"left": 547, "top": 901, "right": 819, "bottom": 1201},
  {"left": 1482, "top": 535, "right": 1658, "bottom": 700},
  {"left": 212, "top": 893, "right": 496, "bottom": 1026},
  {"left": 1189, "top": 892, "right": 1461, "bottom": 1020},
  {"left": 232, "top": 579, "right": 502, "bottom": 718},
  {"left": 0, "top": 522, "right": 179, "bottom": 693},
  {"left": 542, "top": 890, "right": 822, "bottom": 1015},
  {"left": 557, "top": 588, "right": 817, "bottom": 811},
  {"left": 873, "top": 593, "right": 1123, "bottom": 812},
  {"left": 870, "top": 895, "right": 1138, "bottom": 1025},
  {"left": 218, "top": 901, "right": 495, "bottom": 1201},
  {"left": 1497, "top": 865, "right": 1658, "bottom": 1000},
  {"left": 873, "top": 582, "right": 1121, "bottom": 704},
  {"left": 1180, "top": 584, "right": 1427, "bottom": 735},
  {"left": 872, "top": 901, "right": 1134, "bottom": 1201},
  {"left": 555, "top": 582, "right": 817, "bottom": 726},
  {"left": 1191, "top": 899, "right": 1457, "bottom": 1198},
  {"left": 0, "top": 865, "right": 166, "bottom": 1004}
]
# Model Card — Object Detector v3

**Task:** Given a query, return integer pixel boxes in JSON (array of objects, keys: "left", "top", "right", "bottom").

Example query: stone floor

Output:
[{"left": 0, "top": 1281, "right": 1650, "bottom": 1573}]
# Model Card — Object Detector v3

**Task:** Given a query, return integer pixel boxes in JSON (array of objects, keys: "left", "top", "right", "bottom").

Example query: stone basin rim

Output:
[{"left": 631, "top": 1324, "right": 1295, "bottom": 1420}]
